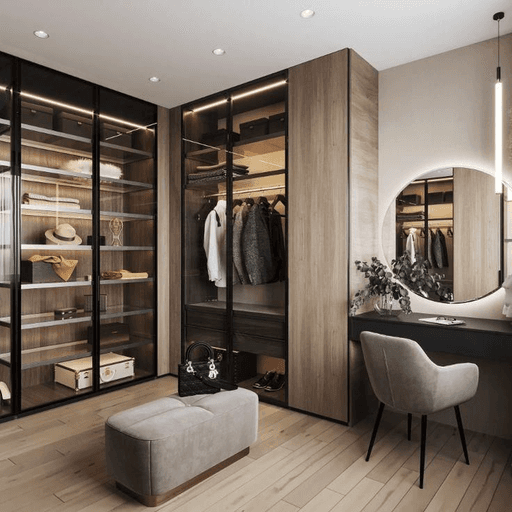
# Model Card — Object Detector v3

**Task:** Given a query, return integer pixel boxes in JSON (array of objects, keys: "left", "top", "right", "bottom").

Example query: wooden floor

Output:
[{"left": 0, "top": 376, "right": 510, "bottom": 512}]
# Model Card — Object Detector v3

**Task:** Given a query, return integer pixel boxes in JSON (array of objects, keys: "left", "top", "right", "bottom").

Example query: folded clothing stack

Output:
[
  {"left": 23, "top": 192, "right": 80, "bottom": 209},
  {"left": 101, "top": 269, "right": 149, "bottom": 280},
  {"left": 187, "top": 161, "right": 249, "bottom": 183},
  {"left": 396, "top": 211, "right": 425, "bottom": 222}
]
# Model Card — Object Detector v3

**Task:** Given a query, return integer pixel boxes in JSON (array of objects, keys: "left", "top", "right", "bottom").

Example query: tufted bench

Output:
[{"left": 105, "top": 388, "right": 258, "bottom": 507}]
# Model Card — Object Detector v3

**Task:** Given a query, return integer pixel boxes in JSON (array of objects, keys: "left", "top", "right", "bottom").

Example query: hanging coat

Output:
[
  {"left": 204, "top": 200, "right": 227, "bottom": 287},
  {"left": 233, "top": 203, "right": 251, "bottom": 285},
  {"left": 242, "top": 202, "right": 274, "bottom": 285},
  {"left": 268, "top": 208, "right": 286, "bottom": 282}
]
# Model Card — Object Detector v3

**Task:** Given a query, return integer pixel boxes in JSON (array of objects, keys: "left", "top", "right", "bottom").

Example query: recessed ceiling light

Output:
[
  {"left": 34, "top": 30, "right": 49, "bottom": 39},
  {"left": 149, "top": 76, "right": 160, "bottom": 83},
  {"left": 300, "top": 9, "right": 315, "bottom": 19},
  {"left": 212, "top": 48, "right": 226, "bottom": 56}
]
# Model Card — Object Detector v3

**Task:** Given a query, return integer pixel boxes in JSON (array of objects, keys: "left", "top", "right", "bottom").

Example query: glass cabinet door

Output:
[
  {"left": 19, "top": 62, "right": 94, "bottom": 409},
  {"left": 0, "top": 54, "right": 13, "bottom": 416},
  {"left": 98, "top": 89, "right": 157, "bottom": 387},
  {"left": 183, "top": 95, "right": 230, "bottom": 358}
]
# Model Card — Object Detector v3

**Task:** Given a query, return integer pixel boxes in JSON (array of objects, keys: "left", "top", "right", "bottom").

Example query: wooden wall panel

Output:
[
  {"left": 157, "top": 106, "right": 171, "bottom": 376},
  {"left": 453, "top": 167, "right": 500, "bottom": 301},
  {"left": 288, "top": 50, "right": 349, "bottom": 422},
  {"left": 348, "top": 51, "right": 379, "bottom": 425},
  {"left": 168, "top": 106, "right": 182, "bottom": 375}
]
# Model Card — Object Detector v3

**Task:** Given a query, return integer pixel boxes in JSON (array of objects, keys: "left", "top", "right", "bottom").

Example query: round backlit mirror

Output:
[{"left": 382, "top": 167, "right": 509, "bottom": 303}]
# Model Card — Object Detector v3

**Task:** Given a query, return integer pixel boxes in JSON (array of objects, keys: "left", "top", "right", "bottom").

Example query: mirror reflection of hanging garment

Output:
[
  {"left": 406, "top": 227, "right": 418, "bottom": 262},
  {"left": 433, "top": 228, "right": 449, "bottom": 268},
  {"left": 204, "top": 200, "right": 227, "bottom": 287},
  {"left": 428, "top": 229, "right": 436, "bottom": 267}
]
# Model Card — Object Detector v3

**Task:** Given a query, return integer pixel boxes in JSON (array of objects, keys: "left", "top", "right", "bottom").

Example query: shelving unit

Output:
[
  {"left": 182, "top": 73, "right": 288, "bottom": 405},
  {"left": 0, "top": 53, "right": 158, "bottom": 419}
]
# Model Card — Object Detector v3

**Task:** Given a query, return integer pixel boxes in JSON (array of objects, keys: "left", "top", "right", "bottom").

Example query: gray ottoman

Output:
[{"left": 105, "top": 388, "right": 258, "bottom": 506}]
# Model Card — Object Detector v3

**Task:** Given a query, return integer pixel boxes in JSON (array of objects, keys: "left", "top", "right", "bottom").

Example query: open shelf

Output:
[
  {"left": 187, "top": 301, "right": 285, "bottom": 317},
  {"left": 100, "top": 141, "right": 153, "bottom": 165},
  {"left": 238, "top": 375, "right": 286, "bottom": 405}
]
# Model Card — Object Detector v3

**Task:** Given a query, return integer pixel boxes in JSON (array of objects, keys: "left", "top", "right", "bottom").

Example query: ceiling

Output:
[{"left": 1, "top": 0, "right": 510, "bottom": 109}]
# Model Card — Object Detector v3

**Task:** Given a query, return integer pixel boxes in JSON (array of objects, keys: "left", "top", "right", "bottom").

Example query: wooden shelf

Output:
[
  {"left": 100, "top": 277, "right": 154, "bottom": 286},
  {"left": 21, "top": 280, "right": 91, "bottom": 290},
  {"left": 185, "top": 132, "right": 285, "bottom": 161}
]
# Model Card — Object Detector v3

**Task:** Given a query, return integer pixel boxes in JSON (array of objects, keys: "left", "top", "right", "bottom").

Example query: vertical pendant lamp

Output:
[{"left": 494, "top": 12, "right": 505, "bottom": 194}]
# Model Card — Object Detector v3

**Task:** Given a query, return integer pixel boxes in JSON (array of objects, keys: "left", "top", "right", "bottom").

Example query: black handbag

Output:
[{"left": 178, "top": 341, "right": 238, "bottom": 397}]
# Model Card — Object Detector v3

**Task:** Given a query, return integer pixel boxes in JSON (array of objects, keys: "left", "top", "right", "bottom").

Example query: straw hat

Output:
[{"left": 45, "top": 223, "right": 82, "bottom": 245}]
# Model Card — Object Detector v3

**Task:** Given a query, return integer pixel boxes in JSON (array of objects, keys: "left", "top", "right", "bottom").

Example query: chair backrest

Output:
[{"left": 360, "top": 331, "right": 440, "bottom": 414}]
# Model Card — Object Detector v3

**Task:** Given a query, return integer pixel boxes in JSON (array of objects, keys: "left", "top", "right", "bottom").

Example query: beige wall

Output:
[{"left": 379, "top": 34, "right": 512, "bottom": 319}]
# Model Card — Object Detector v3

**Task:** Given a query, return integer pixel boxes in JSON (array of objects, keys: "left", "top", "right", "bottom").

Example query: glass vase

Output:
[{"left": 374, "top": 294, "right": 395, "bottom": 316}]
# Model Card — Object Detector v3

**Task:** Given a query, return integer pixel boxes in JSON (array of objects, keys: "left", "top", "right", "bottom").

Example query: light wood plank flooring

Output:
[{"left": 0, "top": 376, "right": 510, "bottom": 511}]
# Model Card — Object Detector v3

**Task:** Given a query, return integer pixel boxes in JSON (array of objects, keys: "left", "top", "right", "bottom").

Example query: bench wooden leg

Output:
[{"left": 116, "top": 447, "right": 251, "bottom": 507}]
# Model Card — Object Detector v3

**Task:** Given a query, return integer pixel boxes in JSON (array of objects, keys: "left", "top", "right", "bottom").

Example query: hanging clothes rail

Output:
[{"left": 205, "top": 184, "right": 286, "bottom": 198}]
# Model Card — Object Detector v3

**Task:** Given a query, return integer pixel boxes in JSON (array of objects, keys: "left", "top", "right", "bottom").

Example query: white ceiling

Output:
[{"left": 0, "top": 0, "right": 510, "bottom": 109}]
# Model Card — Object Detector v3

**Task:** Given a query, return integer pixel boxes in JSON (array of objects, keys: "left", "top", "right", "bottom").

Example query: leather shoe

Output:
[
  {"left": 265, "top": 373, "right": 285, "bottom": 392},
  {"left": 253, "top": 371, "right": 276, "bottom": 389}
]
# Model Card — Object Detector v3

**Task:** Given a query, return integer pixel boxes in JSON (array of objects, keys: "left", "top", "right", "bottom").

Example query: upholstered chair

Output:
[{"left": 360, "top": 331, "right": 479, "bottom": 488}]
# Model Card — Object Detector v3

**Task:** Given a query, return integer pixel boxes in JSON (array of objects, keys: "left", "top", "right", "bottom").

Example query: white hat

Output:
[{"left": 45, "top": 223, "right": 82, "bottom": 245}]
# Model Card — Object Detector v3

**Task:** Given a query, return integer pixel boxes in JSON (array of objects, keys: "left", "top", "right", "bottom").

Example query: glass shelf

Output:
[
  {"left": 21, "top": 205, "right": 154, "bottom": 221},
  {"left": 100, "top": 277, "right": 154, "bottom": 286},
  {"left": 22, "top": 244, "right": 91, "bottom": 251},
  {"left": 0, "top": 305, "right": 153, "bottom": 329},
  {"left": 99, "top": 141, "right": 153, "bottom": 165},
  {"left": 21, "top": 280, "right": 92, "bottom": 290}
]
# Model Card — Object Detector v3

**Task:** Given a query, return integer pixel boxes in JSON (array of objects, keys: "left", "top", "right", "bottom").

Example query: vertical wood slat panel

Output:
[
  {"left": 288, "top": 50, "right": 349, "bottom": 421},
  {"left": 168, "top": 106, "right": 182, "bottom": 374},
  {"left": 157, "top": 106, "right": 170, "bottom": 376}
]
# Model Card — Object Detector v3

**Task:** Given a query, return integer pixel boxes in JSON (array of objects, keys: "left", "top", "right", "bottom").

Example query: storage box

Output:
[
  {"left": 55, "top": 353, "right": 135, "bottom": 391},
  {"left": 240, "top": 117, "right": 268, "bottom": 140},
  {"left": 21, "top": 101, "right": 53, "bottom": 130},
  {"left": 54, "top": 111, "right": 92, "bottom": 138},
  {"left": 268, "top": 113, "right": 285, "bottom": 134},
  {"left": 213, "top": 347, "right": 257, "bottom": 383},
  {"left": 101, "top": 123, "right": 132, "bottom": 148},
  {"left": 427, "top": 192, "right": 444, "bottom": 204},
  {"left": 21, "top": 260, "right": 76, "bottom": 283},
  {"left": 201, "top": 129, "right": 239, "bottom": 147},
  {"left": 87, "top": 322, "right": 130, "bottom": 348}
]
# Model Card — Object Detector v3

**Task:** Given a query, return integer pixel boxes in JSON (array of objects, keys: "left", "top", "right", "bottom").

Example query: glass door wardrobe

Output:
[{"left": 183, "top": 73, "right": 288, "bottom": 405}]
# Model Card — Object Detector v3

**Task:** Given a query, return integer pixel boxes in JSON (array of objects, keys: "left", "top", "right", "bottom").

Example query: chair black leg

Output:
[
  {"left": 407, "top": 413, "right": 412, "bottom": 441},
  {"left": 454, "top": 405, "right": 470, "bottom": 465},
  {"left": 419, "top": 415, "right": 427, "bottom": 489},
  {"left": 366, "top": 402, "right": 385, "bottom": 462}
]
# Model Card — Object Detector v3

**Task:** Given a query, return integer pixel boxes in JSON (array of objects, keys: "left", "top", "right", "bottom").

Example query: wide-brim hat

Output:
[{"left": 45, "top": 223, "right": 82, "bottom": 245}]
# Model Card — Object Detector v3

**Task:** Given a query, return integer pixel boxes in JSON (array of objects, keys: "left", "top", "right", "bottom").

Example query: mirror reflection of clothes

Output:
[
  {"left": 204, "top": 200, "right": 227, "bottom": 287},
  {"left": 432, "top": 228, "right": 449, "bottom": 268},
  {"left": 406, "top": 228, "right": 418, "bottom": 262},
  {"left": 502, "top": 275, "right": 512, "bottom": 317}
]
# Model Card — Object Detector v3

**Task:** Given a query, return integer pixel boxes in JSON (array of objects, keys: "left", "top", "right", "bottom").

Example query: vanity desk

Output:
[{"left": 349, "top": 312, "right": 512, "bottom": 438}]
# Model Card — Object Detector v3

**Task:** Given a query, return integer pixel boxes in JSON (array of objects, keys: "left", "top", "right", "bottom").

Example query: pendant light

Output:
[{"left": 494, "top": 12, "right": 505, "bottom": 194}]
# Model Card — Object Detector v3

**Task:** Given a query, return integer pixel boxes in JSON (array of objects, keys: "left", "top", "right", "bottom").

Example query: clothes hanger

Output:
[
  {"left": 232, "top": 198, "right": 243, "bottom": 208},
  {"left": 245, "top": 197, "right": 255, "bottom": 206},
  {"left": 271, "top": 194, "right": 287, "bottom": 208}
]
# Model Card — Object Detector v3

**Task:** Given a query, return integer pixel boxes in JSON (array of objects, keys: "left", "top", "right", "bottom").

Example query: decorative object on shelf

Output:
[
  {"left": 100, "top": 269, "right": 149, "bottom": 280},
  {"left": 64, "top": 158, "right": 123, "bottom": 180},
  {"left": 54, "top": 307, "right": 77, "bottom": 319},
  {"left": 45, "top": 223, "right": 82, "bottom": 245},
  {"left": 23, "top": 192, "right": 80, "bottom": 209},
  {"left": 178, "top": 341, "right": 237, "bottom": 397},
  {"left": 84, "top": 294, "right": 107, "bottom": 312},
  {"left": 23, "top": 254, "right": 78, "bottom": 282},
  {"left": 109, "top": 217, "right": 123, "bottom": 246}
]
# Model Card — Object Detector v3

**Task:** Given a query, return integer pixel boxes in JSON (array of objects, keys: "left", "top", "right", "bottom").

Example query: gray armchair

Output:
[{"left": 360, "top": 331, "right": 479, "bottom": 488}]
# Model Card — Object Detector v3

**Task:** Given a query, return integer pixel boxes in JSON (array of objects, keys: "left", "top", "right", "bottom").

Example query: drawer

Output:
[
  {"left": 185, "top": 326, "right": 227, "bottom": 351},
  {"left": 233, "top": 312, "right": 285, "bottom": 340},
  {"left": 233, "top": 332, "right": 285, "bottom": 359},
  {"left": 186, "top": 308, "right": 227, "bottom": 331}
]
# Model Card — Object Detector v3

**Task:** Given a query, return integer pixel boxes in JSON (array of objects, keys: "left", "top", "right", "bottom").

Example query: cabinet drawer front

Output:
[
  {"left": 186, "top": 309, "right": 226, "bottom": 331},
  {"left": 233, "top": 314, "right": 285, "bottom": 340},
  {"left": 185, "top": 326, "right": 227, "bottom": 351},
  {"left": 233, "top": 332, "right": 286, "bottom": 359}
]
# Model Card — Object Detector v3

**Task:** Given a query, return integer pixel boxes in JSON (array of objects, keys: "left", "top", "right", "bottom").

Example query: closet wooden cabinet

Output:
[
  {"left": 0, "top": 53, "right": 157, "bottom": 417},
  {"left": 181, "top": 73, "right": 288, "bottom": 405},
  {"left": 288, "top": 49, "right": 378, "bottom": 422}
]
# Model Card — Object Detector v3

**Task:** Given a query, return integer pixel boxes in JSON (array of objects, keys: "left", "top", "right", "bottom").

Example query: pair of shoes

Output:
[
  {"left": 253, "top": 371, "right": 275, "bottom": 389},
  {"left": 265, "top": 373, "right": 285, "bottom": 392}
]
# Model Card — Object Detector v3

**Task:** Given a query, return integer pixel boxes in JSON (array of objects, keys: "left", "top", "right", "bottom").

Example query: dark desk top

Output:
[{"left": 350, "top": 311, "right": 512, "bottom": 361}]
